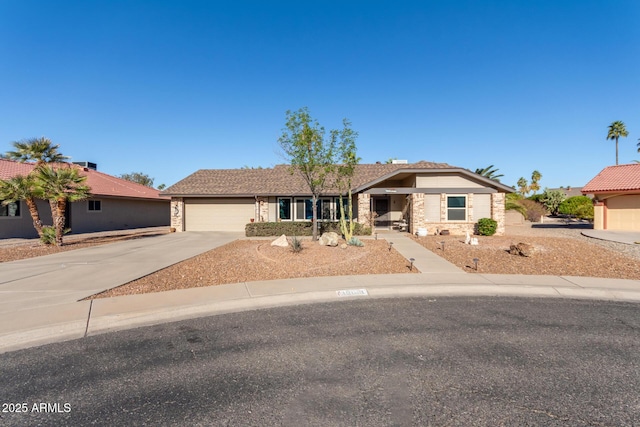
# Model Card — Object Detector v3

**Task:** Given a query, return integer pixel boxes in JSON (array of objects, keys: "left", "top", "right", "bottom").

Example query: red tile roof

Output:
[
  {"left": 0, "top": 159, "right": 168, "bottom": 200},
  {"left": 582, "top": 164, "right": 640, "bottom": 194}
]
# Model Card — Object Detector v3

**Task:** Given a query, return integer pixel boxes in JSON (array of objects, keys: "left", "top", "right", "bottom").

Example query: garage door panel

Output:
[
  {"left": 185, "top": 198, "right": 255, "bottom": 231},
  {"left": 607, "top": 195, "right": 640, "bottom": 231}
]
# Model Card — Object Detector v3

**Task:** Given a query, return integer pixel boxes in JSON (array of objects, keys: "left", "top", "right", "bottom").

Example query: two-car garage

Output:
[{"left": 184, "top": 198, "right": 255, "bottom": 231}]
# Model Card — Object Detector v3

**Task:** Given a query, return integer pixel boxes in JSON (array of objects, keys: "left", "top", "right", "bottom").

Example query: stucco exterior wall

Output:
[
  {"left": 69, "top": 198, "right": 169, "bottom": 234},
  {"left": 0, "top": 199, "right": 53, "bottom": 239}
]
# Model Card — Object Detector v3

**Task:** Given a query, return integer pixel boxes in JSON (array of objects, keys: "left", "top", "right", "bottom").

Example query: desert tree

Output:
[
  {"left": 606, "top": 121, "right": 628, "bottom": 165},
  {"left": 35, "top": 165, "right": 90, "bottom": 246},
  {"left": 278, "top": 107, "right": 335, "bottom": 240},
  {"left": 516, "top": 177, "right": 529, "bottom": 196},
  {"left": 119, "top": 172, "right": 155, "bottom": 187}
]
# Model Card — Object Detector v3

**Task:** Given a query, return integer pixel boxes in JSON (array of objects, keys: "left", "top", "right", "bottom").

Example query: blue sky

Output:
[{"left": 1, "top": 1, "right": 638, "bottom": 190}]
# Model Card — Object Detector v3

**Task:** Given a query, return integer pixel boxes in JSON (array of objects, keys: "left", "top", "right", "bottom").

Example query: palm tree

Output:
[
  {"left": 35, "top": 165, "right": 90, "bottom": 246},
  {"left": 6, "top": 137, "right": 68, "bottom": 164},
  {"left": 0, "top": 175, "right": 45, "bottom": 238},
  {"left": 530, "top": 170, "right": 542, "bottom": 194},
  {"left": 606, "top": 121, "right": 628, "bottom": 165},
  {"left": 6, "top": 137, "right": 69, "bottom": 234},
  {"left": 474, "top": 165, "right": 504, "bottom": 182}
]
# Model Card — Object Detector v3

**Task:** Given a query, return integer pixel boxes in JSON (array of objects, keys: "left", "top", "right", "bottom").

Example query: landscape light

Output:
[
  {"left": 409, "top": 257, "right": 415, "bottom": 271},
  {"left": 389, "top": 242, "right": 394, "bottom": 252},
  {"left": 473, "top": 257, "right": 479, "bottom": 271},
  {"left": 441, "top": 241, "right": 445, "bottom": 252}
]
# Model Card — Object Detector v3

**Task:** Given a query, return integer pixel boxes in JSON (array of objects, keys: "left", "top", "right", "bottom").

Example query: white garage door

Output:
[
  {"left": 607, "top": 195, "right": 640, "bottom": 231},
  {"left": 185, "top": 198, "right": 255, "bottom": 231}
]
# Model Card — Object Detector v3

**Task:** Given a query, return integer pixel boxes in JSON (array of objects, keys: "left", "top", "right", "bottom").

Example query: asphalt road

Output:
[{"left": 1, "top": 297, "right": 639, "bottom": 426}]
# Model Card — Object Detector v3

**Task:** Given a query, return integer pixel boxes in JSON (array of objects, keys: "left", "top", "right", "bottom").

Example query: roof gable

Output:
[
  {"left": 582, "top": 164, "right": 640, "bottom": 193},
  {"left": 0, "top": 159, "right": 167, "bottom": 201}
]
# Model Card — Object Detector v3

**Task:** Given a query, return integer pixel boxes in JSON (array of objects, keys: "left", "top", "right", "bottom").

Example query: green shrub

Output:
[
  {"left": 527, "top": 194, "right": 544, "bottom": 203},
  {"left": 558, "top": 196, "right": 593, "bottom": 220},
  {"left": 245, "top": 221, "right": 371, "bottom": 237},
  {"left": 476, "top": 218, "right": 497, "bottom": 236},
  {"left": 505, "top": 193, "right": 527, "bottom": 217},
  {"left": 40, "top": 226, "right": 70, "bottom": 245},
  {"left": 290, "top": 236, "right": 303, "bottom": 253},
  {"left": 348, "top": 236, "right": 364, "bottom": 247}
]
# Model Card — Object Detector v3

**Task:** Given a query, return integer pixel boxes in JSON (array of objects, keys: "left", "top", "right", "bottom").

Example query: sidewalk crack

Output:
[{"left": 84, "top": 299, "right": 93, "bottom": 338}]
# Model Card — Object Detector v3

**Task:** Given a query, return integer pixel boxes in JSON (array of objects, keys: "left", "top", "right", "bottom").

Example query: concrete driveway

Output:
[{"left": 0, "top": 232, "right": 241, "bottom": 338}]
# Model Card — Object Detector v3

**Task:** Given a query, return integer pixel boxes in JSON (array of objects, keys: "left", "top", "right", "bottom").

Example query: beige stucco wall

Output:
[
  {"left": 416, "top": 173, "right": 485, "bottom": 189},
  {"left": 605, "top": 195, "right": 640, "bottom": 231},
  {"left": 593, "top": 202, "right": 604, "bottom": 230}
]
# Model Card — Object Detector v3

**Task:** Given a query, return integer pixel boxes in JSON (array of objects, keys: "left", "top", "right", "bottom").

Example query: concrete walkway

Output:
[
  {"left": 582, "top": 229, "right": 640, "bottom": 245},
  {"left": 1, "top": 231, "right": 639, "bottom": 354}
]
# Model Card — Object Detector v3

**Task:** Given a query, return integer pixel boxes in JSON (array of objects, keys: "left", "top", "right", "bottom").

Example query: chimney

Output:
[{"left": 73, "top": 161, "right": 97, "bottom": 170}]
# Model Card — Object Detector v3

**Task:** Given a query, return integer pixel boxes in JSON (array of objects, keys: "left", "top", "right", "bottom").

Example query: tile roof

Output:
[
  {"left": 0, "top": 159, "right": 168, "bottom": 200},
  {"left": 163, "top": 161, "right": 465, "bottom": 196},
  {"left": 582, "top": 164, "right": 640, "bottom": 194}
]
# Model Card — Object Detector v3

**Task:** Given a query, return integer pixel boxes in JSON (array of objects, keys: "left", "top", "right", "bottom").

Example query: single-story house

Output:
[
  {"left": 162, "top": 161, "right": 514, "bottom": 235},
  {"left": 548, "top": 186, "right": 588, "bottom": 198},
  {"left": 0, "top": 159, "right": 170, "bottom": 239},
  {"left": 582, "top": 163, "right": 640, "bottom": 231}
]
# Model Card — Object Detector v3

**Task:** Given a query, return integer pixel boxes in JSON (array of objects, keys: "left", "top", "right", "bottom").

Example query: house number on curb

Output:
[{"left": 336, "top": 289, "right": 369, "bottom": 297}]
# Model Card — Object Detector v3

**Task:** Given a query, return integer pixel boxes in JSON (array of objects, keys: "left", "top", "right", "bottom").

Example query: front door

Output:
[{"left": 373, "top": 197, "right": 390, "bottom": 228}]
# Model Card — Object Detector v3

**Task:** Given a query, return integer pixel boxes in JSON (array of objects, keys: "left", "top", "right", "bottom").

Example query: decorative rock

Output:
[
  {"left": 271, "top": 234, "right": 289, "bottom": 247},
  {"left": 340, "top": 243, "right": 348, "bottom": 249},
  {"left": 319, "top": 232, "right": 339, "bottom": 247},
  {"left": 470, "top": 237, "right": 479, "bottom": 245},
  {"left": 509, "top": 242, "right": 535, "bottom": 257},
  {"left": 465, "top": 231, "right": 471, "bottom": 245}
]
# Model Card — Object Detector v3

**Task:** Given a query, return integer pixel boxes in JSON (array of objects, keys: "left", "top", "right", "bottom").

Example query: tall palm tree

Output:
[
  {"left": 530, "top": 170, "right": 542, "bottom": 194},
  {"left": 606, "top": 121, "right": 628, "bottom": 165},
  {"left": 474, "top": 165, "right": 504, "bottom": 182},
  {"left": 6, "top": 137, "right": 68, "bottom": 164},
  {"left": 35, "top": 165, "right": 90, "bottom": 246},
  {"left": 0, "top": 175, "right": 44, "bottom": 238}
]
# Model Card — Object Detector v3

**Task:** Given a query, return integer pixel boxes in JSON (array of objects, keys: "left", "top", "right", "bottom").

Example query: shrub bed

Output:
[{"left": 245, "top": 221, "right": 372, "bottom": 237}]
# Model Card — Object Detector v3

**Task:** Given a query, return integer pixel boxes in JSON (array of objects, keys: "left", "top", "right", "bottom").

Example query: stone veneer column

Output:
[
  {"left": 467, "top": 193, "right": 474, "bottom": 222},
  {"left": 171, "top": 197, "right": 184, "bottom": 232},
  {"left": 491, "top": 193, "right": 506, "bottom": 235},
  {"left": 440, "top": 193, "right": 446, "bottom": 222},
  {"left": 410, "top": 193, "right": 425, "bottom": 234},
  {"left": 257, "top": 196, "right": 269, "bottom": 222},
  {"left": 357, "top": 193, "right": 371, "bottom": 226}
]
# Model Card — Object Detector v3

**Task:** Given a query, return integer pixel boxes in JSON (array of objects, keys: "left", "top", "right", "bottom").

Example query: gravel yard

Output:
[
  {"left": 411, "top": 223, "right": 640, "bottom": 279},
  {"left": 93, "top": 238, "right": 417, "bottom": 298}
]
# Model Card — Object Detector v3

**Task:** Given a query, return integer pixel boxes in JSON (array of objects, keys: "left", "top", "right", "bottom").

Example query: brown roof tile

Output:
[
  {"left": 582, "top": 164, "right": 640, "bottom": 194},
  {"left": 164, "top": 161, "right": 455, "bottom": 196}
]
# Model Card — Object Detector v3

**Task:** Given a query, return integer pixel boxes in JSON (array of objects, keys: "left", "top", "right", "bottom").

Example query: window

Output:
[
  {"left": 447, "top": 196, "right": 466, "bottom": 221},
  {"left": 278, "top": 198, "right": 292, "bottom": 221},
  {"left": 294, "top": 198, "right": 332, "bottom": 221},
  {"left": 0, "top": 201, "right": 20, "bottom": 217},
  {"left": 334, "top": 197, "right": 351, "bottom": 221},
  {"left": 88, "top": 200, "right": 102, "bottom": 212}
]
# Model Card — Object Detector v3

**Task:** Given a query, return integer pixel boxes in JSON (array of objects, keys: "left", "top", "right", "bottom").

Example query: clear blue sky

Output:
[{"left": 1, "top": 1, "right": 638, "bottom": 190}]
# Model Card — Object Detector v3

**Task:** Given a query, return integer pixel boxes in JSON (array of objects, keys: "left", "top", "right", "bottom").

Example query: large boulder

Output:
[
  {"left": 318, "top": 232, "right": 339, "bottom": 247},
  {"left": 271, "top": 234, "right": 289, "bottom": 247},
  {"left": 509, "top": 242, "right": 536, "bottom": 257}
]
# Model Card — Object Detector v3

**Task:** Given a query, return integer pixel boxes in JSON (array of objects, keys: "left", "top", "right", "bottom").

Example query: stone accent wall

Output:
[
  {"left": 467, "top": 193, "right": 474, "bottom": 222},
  {"left": 491, "top": 192, "right": 506, "bottom": 235},
  {"left": 439, "top": 193, "right": 446, "bottom": 222},
  {"left": 410, "top": 193, "right": 425, "bottom": 234},
  {"left": 257, "top": 196, "right": 269, "bottom": 222},
  {"left": 357, "top": 193, "right": 371, "bottom": 226},
  {"left": 170, "top": 197, "right": 184, "bottom": 232}
]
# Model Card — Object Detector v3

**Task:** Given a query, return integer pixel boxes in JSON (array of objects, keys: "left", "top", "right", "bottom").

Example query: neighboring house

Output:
[
  {"left": 582, "top": 164, "right": 640, "bottom": 231},
  {"left": 548, "top": 186, "right": 587, "bottom": 198},
  {"left": 163, "top": 161, "right": 514, "bottom": 235},
  {"left": 0, "top": 159, "right": 170, "bottom": 239}
]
